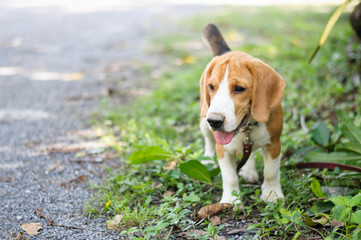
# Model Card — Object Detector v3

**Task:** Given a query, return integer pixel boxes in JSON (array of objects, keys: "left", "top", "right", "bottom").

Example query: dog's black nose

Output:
[{"left": 207, "top": 116, "right": 224, "bottom": 129}]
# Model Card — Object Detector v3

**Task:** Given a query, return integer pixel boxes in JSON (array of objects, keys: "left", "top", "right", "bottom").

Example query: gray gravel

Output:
[{"left": 0, "top": 2, "right": 211, "bottom": 239}]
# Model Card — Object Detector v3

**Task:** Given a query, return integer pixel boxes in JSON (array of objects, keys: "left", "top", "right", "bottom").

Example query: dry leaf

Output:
[
  {"left": 331, "top": 218, "right": 345, "bottom": 228},
  {"left": 107, "top": 215, "right": 122, "bottom": 230},
  {"left": 162, "top": 190, "right": 175, "bottom": 198},
  {"left": 210, "top": 216, "right": 221, "bottom": 226},
  {"left": 150, "top": 181, "right": 162, "bottom": 189},
  {"left": 60, "top": 175, "right": 89, "bottom": 188},
  {"left": 16, "top": 232, "right": 23, "bottom": 240},
  {"left": 163, "top": 160, "right": 177, "bottom": 170},
  {"left": 21, "top": 222, "right": 42, "bottom": 236},
  {"left": 197, "top": 203, "right": 232, "bottom": 220},
  {"left": 45, "top": 162, "right": 64, "bottom": 174}
]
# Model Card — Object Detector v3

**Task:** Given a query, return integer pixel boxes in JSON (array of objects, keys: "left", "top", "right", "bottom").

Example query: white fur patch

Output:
[
  {"left": 200, "top": 117, "right": 216, "bottom": 163},
  {"left": 261, "top": 151, "right": 284, "bottom": 202},
  {"left": 218, "top": 152, "right": 239, "bottom": 204},
  {"left": 207, "top": 65, "right": 237, "bottom": 132}
]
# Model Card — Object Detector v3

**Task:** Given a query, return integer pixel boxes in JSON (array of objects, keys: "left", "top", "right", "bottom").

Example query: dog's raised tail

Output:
[{"left": 202, "top": 23, "right": 231, "bottom": 56}]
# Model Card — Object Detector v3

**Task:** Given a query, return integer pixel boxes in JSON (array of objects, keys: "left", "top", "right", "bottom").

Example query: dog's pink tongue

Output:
[{"left": 215, "top": 131, "right": 234, "bottom": 145}]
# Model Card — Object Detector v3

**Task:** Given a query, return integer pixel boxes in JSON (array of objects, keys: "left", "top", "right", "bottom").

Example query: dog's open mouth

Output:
[{"left": 215, "top": 114, "right": 248, "bottom": 145}]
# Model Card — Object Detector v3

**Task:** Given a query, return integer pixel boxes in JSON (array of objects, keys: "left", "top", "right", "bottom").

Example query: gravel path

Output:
[{"left": 0, "top": 2, "right": 210, "bottom": 239}]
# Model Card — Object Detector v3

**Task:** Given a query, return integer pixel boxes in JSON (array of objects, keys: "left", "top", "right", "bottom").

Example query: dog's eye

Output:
[
  {"left": 234, "top": 86, "right": 245, "bottom": 93},
  {"left": 208, "top": 84, "right": 214, "bottom": 91}
]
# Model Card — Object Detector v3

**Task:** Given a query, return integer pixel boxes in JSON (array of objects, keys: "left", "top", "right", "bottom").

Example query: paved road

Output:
[{"left": 0, "top": 2, "right": 209, "bottom": 239}]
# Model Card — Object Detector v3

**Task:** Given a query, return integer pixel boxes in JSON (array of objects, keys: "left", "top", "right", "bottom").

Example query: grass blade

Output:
[
  {"left": 308, "top": 0, "right": 351, "bottom": 63},
  {"left": 335, "top": 142, "right": 361, "bottom": 155},
  {"left": 303, "top": 151, "right": 361, "bottom": 165}
]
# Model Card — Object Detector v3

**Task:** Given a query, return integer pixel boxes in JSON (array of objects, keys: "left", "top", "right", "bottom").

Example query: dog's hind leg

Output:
[{"left": 200, "top": 117, "right": 216, "bottom": 161}]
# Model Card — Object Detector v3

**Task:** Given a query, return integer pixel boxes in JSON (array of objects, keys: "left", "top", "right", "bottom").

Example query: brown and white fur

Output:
[{"left": 200, "top": 24, "right": 286, "bottom": 204}]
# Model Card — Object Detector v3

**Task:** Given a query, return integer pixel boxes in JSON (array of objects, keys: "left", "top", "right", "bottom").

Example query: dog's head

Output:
[{"left": 200, "top": 51, "right": 285, "bottom": 145}]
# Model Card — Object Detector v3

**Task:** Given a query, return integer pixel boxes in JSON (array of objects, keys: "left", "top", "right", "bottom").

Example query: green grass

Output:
[{"left": 88, "top": 6, "right": 361, "bottom": 239}]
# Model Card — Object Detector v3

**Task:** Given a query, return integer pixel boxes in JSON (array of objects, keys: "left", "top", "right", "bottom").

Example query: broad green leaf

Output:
[
  {"left": 351, "top": 210, "right": 361, "bottom": 224},
  {"left": 279, "top": 208, "right": 289, "bottom": 215},
  {"left": 340, "top": 121, "right": 361, "bottom": 146},
  {"left": 129, "top": 146, "right": 176, "bottom": 164},
  {"left": 179, "top": 160, "right": 212, "bottom": 184},
  {"left": 339, "top": 207, "right": 351, "bottom": 222},
  {"left": 329, "top": 196, "right": 350, "bottom": 207},
  {"left": 335, "top": 142, "right": 361, "bottom": 155},
  {"left": 307, "top": 202, "right": 334, "bottom": 217},
  {"left": 311, "top": 177, "right": 325, "bottom": 198},
  {"left": 280, "top": 218, "right": 290, "bottom": 224},
  {"left": 332, "top": 205, "right": 351, "bottom": 222},
  {"left": 303, "top": 151, "right": 361, "bottom": 165},
  {"left": 350, "top": 193, "right": 361, "bottom": 207},
  {"left": 310, "top": 122, "right": 330, "bottom": 147},
  {"left": 353, "top": 228, "right": 361, "bottom": 240},
  {"left": 308, "top": 0, "right": 352, "bottom": 63}
]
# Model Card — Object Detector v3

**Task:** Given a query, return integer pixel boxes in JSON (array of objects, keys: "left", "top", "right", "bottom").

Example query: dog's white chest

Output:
[{"left": 224, "top": 123, "right": 270, "bottom": 154}]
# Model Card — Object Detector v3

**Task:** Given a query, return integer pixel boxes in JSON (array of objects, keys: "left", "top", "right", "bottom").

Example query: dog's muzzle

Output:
[{"left": 207, "top": 114, "right": 225, "bottom": 129}]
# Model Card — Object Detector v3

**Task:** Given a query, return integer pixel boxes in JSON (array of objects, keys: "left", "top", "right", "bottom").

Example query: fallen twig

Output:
[
  {"left": 165, "top": 226, "right": 174, "bottom": 240},
  {"left": 34, "top": 208, "right": 85, "bottom": 230}
]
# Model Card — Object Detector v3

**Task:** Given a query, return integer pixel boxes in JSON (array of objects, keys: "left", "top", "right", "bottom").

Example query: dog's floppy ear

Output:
[
  {"left": 200, "top": 62, "right": 213, "bottom": 117},
  {"left": 246, "top": 59, "right": 285, "bottom": 123}
]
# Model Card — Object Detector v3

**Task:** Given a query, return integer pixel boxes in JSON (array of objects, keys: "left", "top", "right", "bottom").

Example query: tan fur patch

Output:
[
  {"left": 216, "top": 143, "right": 224, "bottom": 159},
  {"left": 265, "top": 105, "right": 283, "bottom": 159}
]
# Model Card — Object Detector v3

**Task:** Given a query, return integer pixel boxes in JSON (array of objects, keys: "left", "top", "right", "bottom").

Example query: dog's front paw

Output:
[
  {"left": 220, "top": 195, "right": 243, "bottom": 209},
  {"left": 261, "top": 183, "right": 284, "bottom": 202},
  {"left": 239, "top": 169, "right": 259, "bottom": 183}
]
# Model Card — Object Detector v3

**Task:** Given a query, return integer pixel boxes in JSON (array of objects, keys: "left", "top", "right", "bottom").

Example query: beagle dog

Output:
[{"left": 200, "top": 24, "right": 285, "bottom": 204}]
